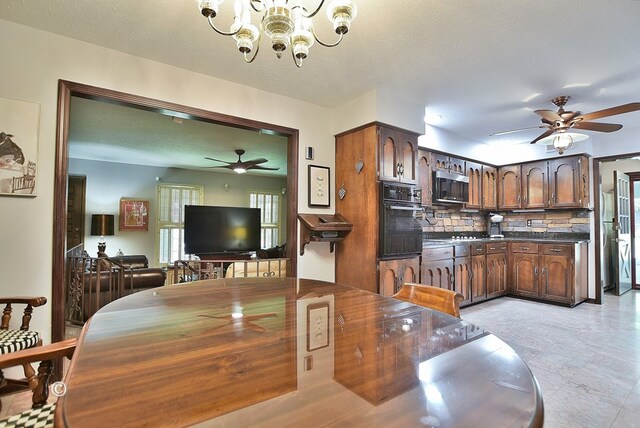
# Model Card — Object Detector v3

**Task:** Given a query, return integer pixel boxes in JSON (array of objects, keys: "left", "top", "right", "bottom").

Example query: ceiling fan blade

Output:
[
  {"left": 534, "top": 109, "right": 563, "bottom": 122},
  {"left": 244, "top": 158, "right": 269, "bottom": 165},
  {"left": 530, "top": 129, "right": 555, "bottom": 145},
  {"left": 576, "top": 103, "right": 640, "bottom": 121},
  {"left": 572, "top": 121, "right": 623, "bottom": 132},
  {"left": 491, "top": 125, "right": 548, "bottom": 136},
  {"left": 205, "top": 165, "right": 234, "bottom": 169},
  {"left": 247, "top": 165, "right": 280, "bottom": 171},
  {"left": 204, "top": 156, "right": 232, "bottom": 164}
]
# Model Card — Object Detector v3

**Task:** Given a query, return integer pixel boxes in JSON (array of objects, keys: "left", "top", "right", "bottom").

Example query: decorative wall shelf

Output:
[{"left": 298, "top": 214, "right": 353, "bottom": 256}]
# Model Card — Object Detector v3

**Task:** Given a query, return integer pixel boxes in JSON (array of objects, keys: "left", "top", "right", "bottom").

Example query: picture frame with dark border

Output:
[{"left": 308, "top": 164, "right": 330, "bottom": 207}]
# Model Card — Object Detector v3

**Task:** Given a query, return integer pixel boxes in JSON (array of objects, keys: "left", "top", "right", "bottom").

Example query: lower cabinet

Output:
[
  {"left": 539, "top": 250, "right": 573, "bottom": 304},
  {"left": 511, "top": 252, "right": 539, "bottom": 298},
  {"left": 379, "top": 257, "right": 420, "bottom": 297},
  {"left": 454, "top": 256, "right": 472, "bottom": 306},
  {"left": 470, "top": 254, "right": 486, "bottom": 304},
  {"left": 486, "top": 252, "right": 508, "bottom": 298},
  {"left": 421, "top": 246, "right": 454, "bottom": 290}
]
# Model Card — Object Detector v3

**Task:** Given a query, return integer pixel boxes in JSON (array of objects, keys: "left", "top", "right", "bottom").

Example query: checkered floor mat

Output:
[
  {"left": 0, "top": 330, "right": 40, "bottom": 354},
  {"left": 0, "top": 403, "right": 55, "bottom": 428}
]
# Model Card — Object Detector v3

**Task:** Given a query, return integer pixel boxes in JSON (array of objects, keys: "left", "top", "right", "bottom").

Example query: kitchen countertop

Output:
[{"left": 423, "top": 233, "right": 590, "bottom": 247}]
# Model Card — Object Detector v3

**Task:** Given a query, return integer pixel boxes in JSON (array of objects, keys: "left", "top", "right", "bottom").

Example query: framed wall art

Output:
[
  {"left": 306, "top": 302, "right": 330, "bottom": 352},
  {"left": 0, "top": 97, "right": 40, "bottom": 196},
  {"left": 119, "top": 198, "right": 150, "bottom": 231},
  {"left": 308, "top": 165, "right": 330, "bottom": 207}
]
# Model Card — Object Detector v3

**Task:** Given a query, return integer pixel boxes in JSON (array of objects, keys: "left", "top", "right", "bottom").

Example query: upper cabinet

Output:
[
  {"left": 417, "top": 149, "right": 433, "bottom": 207},
  {"left": 548, "top": 155, "right": 590, "bottom": 209},
  {"left": 521, "top": 161, "right": 548, "bottom": 209},
  {"left": 498, "top": 165, "right": 521, "bottom": 210},
  {"left": 482, "top": 166, "right": 498, "bottom": 210},
  {"left": 465, "top": 161, "right": 483, "bottom": 209},
  {"left": 433, "top": 153, "right": 466, "bottom": 175},
  {"left": 378, "top": 125, "right": 419, "bottom": 184}
]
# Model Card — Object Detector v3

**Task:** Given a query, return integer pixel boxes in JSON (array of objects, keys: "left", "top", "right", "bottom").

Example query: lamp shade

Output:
[{"left": 91, "top": 214, "right": 115, "bottom": 236}]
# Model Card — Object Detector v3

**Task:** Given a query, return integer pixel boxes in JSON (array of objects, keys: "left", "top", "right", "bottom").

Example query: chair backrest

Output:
[{"left": 391, "top": 283, "right": 464, "bottom": 318}]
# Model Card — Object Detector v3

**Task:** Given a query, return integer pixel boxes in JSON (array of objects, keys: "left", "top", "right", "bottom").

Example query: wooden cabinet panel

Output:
[
  {"left": 511, "top": 242, "right": 539, "bottom": 254},
  {"left": 486, "top": 242, "right": 508, "bottom": 254},
  {"left": 399, "top": 135, "right": 418, "bottom": 184},
  {"left": 498, "top": 165, "right": 521, "bottom": 209},
  {"left": 379, "top": 257, "right": 419, "bottom": 297},
  {"left": 454, "top": 256, "right": 472, "bottom": 306},
  {"left": 548, "top": 156, "right": 589, "bottom": 209},
  {"left": 379, "top": 127, "right": 398, "bottom": 182},
  {"left": 521, "top": 161, "right": 548, "bottom": 209},
  {"left": 378, "top": 126, "right": 418, "bottom": 184},
  {"left": 421, "top": 259, "right": 454, "bottom": 290},
  {"left": 433, "top": 153, "right": 450, "bottom": 172},
  {"left": 418, "top": 150, "right": 432, "bottom": 207},
  {"left": 486, "top": 252, "right": 508, "bottom": 298},
  {"left": 471, "top": 255, "right": 486, "bottom": 303},
  {"left": 540, "top": 254, "right": 573, "bottom": 304},
  {"left": 510, "top": 253, "right": 539, "bottom": 298},
  {"left": 470, "top": 243, "right": 486, "bottom": 256},
  {"left": 448, "top": 156, "right": 466, "bottom": 175},
  {"left": 466, "top": 161, "right": 482, "bottom": 209},
  {"left": 422, "top": 246, "right": 454, "bottom": 260},
  {"left": 482, "top": 166, "right": 498, "bottom": 210}
]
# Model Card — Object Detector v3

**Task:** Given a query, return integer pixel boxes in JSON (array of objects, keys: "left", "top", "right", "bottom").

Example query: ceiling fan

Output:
[
  {"left": 205, "top": 149, "right": 280, "bottom": 174},
  {"left": 493, "top": 96, "right": 640, "bottom": 152}
]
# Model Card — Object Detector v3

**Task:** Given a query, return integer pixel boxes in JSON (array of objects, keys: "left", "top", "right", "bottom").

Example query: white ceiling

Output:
[{"left": 3, "top": 0, "right": 640, "bottom": 151}]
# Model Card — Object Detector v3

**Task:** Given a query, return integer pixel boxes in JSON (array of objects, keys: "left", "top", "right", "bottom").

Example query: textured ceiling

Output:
[{"left": 2, "top": 0, "right": 640, "bottom": 148}]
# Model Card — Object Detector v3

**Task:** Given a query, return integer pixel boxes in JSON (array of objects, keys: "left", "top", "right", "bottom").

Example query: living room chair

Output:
[
  {"left": 0, "top": 339, "right": 77, "bottom": 427},
  {"left": 391, "top": 283, "right": 464, "bottom": 318},
  {"left": 0, "top": 296, "right": 47, "bottom": 410}
]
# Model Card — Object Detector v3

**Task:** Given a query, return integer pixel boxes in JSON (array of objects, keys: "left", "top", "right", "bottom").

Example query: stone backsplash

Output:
[{"left": 421, "top": 208, "right": 591, "bottom": 234}]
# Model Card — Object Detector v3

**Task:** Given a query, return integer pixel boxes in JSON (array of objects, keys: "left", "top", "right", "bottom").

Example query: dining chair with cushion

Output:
[
  {"left": 0, "top": 339, "right": 77, "bottom": 427},
  {"left": 0, "top": 296, "right": 47, "bottom": 411},
  {"left": 391, "top": 283, "right": 464, "bottom": 318}
]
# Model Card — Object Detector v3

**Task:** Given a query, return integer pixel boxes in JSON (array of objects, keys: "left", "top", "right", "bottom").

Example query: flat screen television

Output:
[{"left": 184, "top": 205, "right": 261, "bottom": 256}]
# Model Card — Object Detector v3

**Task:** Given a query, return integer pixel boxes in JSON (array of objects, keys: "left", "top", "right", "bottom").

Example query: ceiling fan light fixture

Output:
[
  {"left": 553, "top": 134, "right": 573, "bottom": 155},
  {"left": 234, "top": 167, "right": 247, "bottom": 174}
]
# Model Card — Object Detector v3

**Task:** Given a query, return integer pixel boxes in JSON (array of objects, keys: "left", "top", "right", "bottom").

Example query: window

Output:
[
  {"left": 250, "top": 191, "right": 281, "bottom": 249},
  {"left": 157, "top": 184, "right": 203, "bottom": 265}
]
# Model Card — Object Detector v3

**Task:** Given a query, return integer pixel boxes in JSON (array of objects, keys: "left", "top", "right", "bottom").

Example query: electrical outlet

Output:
[{"left": 526, "top": 219, "right": 532, "bottom": 227}]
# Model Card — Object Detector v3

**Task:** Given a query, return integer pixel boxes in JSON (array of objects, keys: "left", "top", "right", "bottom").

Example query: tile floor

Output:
[{"left": 462, "top": 291, "right": 640, "bottom": 428}]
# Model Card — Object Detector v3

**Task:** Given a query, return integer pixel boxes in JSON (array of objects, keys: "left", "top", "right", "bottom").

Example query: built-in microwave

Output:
[{"left": 432, "top": 170, "right": 469, "bottom": 204}]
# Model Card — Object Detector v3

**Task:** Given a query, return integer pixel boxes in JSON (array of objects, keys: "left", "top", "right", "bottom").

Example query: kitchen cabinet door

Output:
[
  {"left": 379, "top": 257, "right": 419, "bottom": 296},
  {"left": 466, "top": 161, "right": 482, "bottom": 209},
  {"left": 482, "top": 166, "right": 498, "bottom": 210},
  {"left": 418, "top": 150, "right": 433, "bottom": 207},
  {"left": 548, "top": 156, "right": 588, "bottom": 208},
  {"left": 498, "top": 165, "right": 521, "bottom": 209},
  {"left": 470, "top": 254, "right": 486, "bottom": 302},
  {"left": 378, "top": 126, "right": 418, "bottom": 184},
  {"left": 522, "top": 161, "right": 548, "bottom": 209},
  {"left": 398, "top": 133, "right": 418, "bottom": 184},
  {"left": 540, "top": 246, "right": 573, "bottom": 304},
  {"left": 448, "top": 156, "right": 466, "bottom": 175},
  {"left": 454, "top": 256, "right": 472, "bottom": 306},
  {"left": 510, "top": 253, "right": 539, "bottom": 298},
  {"left": 421, "top": 259, "right": 454, "bottom": 290},
  {"left": 486, "top": 252, "right": 508, "bottom": 298}
]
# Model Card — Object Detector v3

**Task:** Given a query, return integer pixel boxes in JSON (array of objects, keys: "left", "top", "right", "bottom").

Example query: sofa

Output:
[{"left": 68, "top": 255, "right": 165, "bottom": 322}]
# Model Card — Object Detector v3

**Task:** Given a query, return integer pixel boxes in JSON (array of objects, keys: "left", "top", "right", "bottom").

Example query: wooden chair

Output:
[
  {"left": 0, "top": 339, "right": 77, "bottom": 426},
  {"left": 391, "top": 283, "right": 464, "bottom": 318},
  {"left": 0, "top": 297, "right": 47, "bottom": 411}
]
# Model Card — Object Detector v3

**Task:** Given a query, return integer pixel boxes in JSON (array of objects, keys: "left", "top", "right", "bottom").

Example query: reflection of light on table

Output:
[{"left": 0, "top": 165, "right": 23, "bottom": 193}]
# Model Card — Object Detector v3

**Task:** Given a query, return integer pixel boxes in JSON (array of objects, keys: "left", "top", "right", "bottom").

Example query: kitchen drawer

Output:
[
  {"left": 540, "top": 244, "right": 573, "bottom": 257},
  {"left": 470, "top": 243, "right": 485, "bottom": 255},
  {"left": 422, "top": 246, "right": 453, "bottom": 260},
  {"left": 454, "top": 245, "right": 470, "bottom": 258},
  {"left": 486, "top": 242, "right": 508, "bottom": 254},
  {"left": 511, "top": 242, "right": 539, "bottom": 254}
]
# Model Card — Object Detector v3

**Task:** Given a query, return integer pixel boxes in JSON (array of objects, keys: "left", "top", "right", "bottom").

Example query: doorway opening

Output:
[{"left": 53, "top": 80, "right": 300, "bottom": 359}]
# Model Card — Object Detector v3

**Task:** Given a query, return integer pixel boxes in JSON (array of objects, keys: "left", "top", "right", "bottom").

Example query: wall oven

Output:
[{"left": 380, "top": 182, "right": 423, "bottom": 259}]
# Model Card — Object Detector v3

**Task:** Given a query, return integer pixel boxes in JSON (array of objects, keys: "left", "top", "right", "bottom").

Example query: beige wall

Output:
[{"left": 0, "top": 19, "right": 336, "bottom": 342}]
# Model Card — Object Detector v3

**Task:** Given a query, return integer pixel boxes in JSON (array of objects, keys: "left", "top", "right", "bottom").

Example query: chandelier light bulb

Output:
[
  {"left": 553, "top": 133, "right": 574, "bottom": 155},
  {"left": 197, "top": 0, "right": 357, "bottom": 67}
]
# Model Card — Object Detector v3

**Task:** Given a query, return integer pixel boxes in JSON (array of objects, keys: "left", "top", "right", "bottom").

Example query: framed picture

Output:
[
  {"left": 307, "top": 302, "right": 330, "bottom": 352},
  {"left": 0, "top": 97, "right": 40, "bottom": 196},
  {"left": 119, "top": 199, "right": 150, "bottom": 231},
  {"left": 308, "top": 165, "right": 330, "bottom": 207}
]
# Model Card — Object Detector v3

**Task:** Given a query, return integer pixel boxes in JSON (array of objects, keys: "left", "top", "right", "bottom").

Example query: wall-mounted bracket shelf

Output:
[{"left": 298, "top": 214, "right": 353, "bottom": 256}]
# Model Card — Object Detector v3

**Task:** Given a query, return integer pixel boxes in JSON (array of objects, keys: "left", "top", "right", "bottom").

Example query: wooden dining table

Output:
[{"left": 55, "top": 277, "right": 543, "bottom": 427}]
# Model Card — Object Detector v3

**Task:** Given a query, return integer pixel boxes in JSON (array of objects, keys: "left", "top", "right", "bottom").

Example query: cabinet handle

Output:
[
  {"left": 534, "top": 266, "right": 538, "bottom": 276},
  {"left": 522, "top": 246, "right": 529, "bottom": 250},
  {"left": 550, "top": 248, "right": 561, "bottom": 253},
  {"left": 552, "top": 192, "right": 555, "bottom": 202}
]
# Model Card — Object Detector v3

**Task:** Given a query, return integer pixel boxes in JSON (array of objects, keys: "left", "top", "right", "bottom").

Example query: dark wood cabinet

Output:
[
  {"left": 417, "top": 149, "right": 433, "bottom": 207},
  {"left": 511, "top": 252, "right": 539, "bottom": 298},
  {"left": 486, "top": 252, "right": 508, "bottom": 298},
  {"left": 539, "top": 245, "right": 573, "bottom": 304},
  {"left": 421, "top": 258, "right": 454, "bottom": 290},
  {"left": 482, "top": 166, "right": 498, "bottom": 210},
  {"left": 379, "top": 126, "right": 418, "bottom": 184},
  {"left": 453, "top": 244, "right": 472, "bottom": 306},
  {"left": 466, "top": 161, "right": 483, "bottom": 209},
  {"left": 470, "top": 254, "right": 486, "bottom": 303},
  {"left": 432, "top": 153, "right": 465, "bottom": 175},
  {"left": 379, "top": 257, "right": 420, "bottom": 297},
  {"left": 548, "top": 155, "right": 589, "bottom": 208},
  {"left": 498, "top": 165, "right": 521, "bottom": 209},
  {"left": 521, "top": 161, "right": 548, "bottom": 209}
]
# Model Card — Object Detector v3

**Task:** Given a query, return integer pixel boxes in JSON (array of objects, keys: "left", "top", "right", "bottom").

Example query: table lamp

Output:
[{"left": 91, "top": 214, "right": 114, "bottom": 256}]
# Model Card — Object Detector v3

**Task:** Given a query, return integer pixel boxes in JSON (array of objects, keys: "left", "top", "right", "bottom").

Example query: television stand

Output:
[{"left": 196, "top": 253, "right": 252, "bottom": 261}]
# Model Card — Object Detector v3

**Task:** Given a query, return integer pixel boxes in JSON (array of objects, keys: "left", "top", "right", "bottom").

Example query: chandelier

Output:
[{"left": 196, "top": 0, "right": 357, "bottom": 67}]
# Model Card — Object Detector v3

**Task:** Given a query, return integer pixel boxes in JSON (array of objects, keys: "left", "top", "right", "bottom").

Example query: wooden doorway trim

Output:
[{"left": 53, "top": 80, "right": 299, "bottom": 348}]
